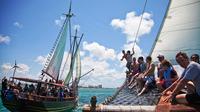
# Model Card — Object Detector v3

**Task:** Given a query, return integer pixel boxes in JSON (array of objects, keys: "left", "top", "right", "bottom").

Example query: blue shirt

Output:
[
  {"left": 139, "top": 62, "right": 146, "bottom": 73},
  {"left": 181, "top": 62, "right": 200, "bottom": 95}
]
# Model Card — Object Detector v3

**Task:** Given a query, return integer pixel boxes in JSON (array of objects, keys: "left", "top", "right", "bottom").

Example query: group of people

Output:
[
  {"left": 121, "top": 50, "right": 157, "bottom": 96},
  {"left": 1, "top": 78, "right": 74, "bottom": 101},
  {"left": 121, "top": 50, "right": 200, "bottom": 105}
]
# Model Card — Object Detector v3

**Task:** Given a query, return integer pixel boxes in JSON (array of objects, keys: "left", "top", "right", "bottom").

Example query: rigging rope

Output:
[{"left": 132, "top": 0, "right": 148, "bottom": 51}]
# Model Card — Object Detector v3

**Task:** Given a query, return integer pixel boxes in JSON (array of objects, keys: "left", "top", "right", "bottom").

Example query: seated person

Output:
[
  {"left": 190, "top": 54, "right": 199, "bottom": 64},
  {"left": 127, "top": 57, "right": 139, "bottom": 86},
  {"left": 156, "top": 60, "right": 178, "bottom": 92},
  {"left": 157, "top": 54, "right": 165, "bottom": 77},
  {"left": 163, "top": 52, "right": 200, "bottom": 105},
  {"left": 128, "top": 57, "right": 146, "bottom": 88},
  {"left": 137, "top": 56, "right": 155, "bottom": 96},
  {"left": 2, "top": 77, "right": 8, "bottom": 91}
]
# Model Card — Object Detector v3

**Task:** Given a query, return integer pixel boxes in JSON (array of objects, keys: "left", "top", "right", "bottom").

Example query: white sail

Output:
[
  {"left": 43, "top": 19, "right": 68, "bottom": 80},
  {"left": 150, "top": 0, "right": 200, "bottom": 64}
]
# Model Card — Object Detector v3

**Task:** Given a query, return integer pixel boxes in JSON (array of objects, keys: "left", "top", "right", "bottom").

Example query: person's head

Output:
[
  {"left": 127, "top": 50, "right": 131, "bottom": 54},
  {"left": 146, "top": 56, "right": 152, "bottom": 63},
  {"left": 161, "top": 60, "right": 172, "bottom": 70},
  {"left": 133, "top": 57, "right": 136, "bottom": 62},
  {"left": 157, "top": 54, "right": 164, "bottom": 62},
  {"left": 138, "top": 56, "right": 144, "bottom": 64},
  {"left": 122, "top": 50, "right": 125, "bottom": 54},
  {"left": 176, "top": 52, "right": 190, "bottom": 68},
  {"left": 190, "top": 54, "right": 199, "bottom": 63}
]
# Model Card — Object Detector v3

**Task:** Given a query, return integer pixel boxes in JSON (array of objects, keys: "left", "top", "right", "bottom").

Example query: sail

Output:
[
  {"left": 150, "top": 0, "right": 200, "bottom": 64},
  {"left": 44, "top": 19, "right": 68, "bottom": 80},
  {"left": 64, "top": 46, "right": 78, "bottom": 84},
  {"left": 75, "top": 48, "right": 81, "bottom": 83}
]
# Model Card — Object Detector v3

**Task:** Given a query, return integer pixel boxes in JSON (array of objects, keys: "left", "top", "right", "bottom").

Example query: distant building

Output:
[{"left": 97, "top": 84, "right": 102, "bottom": 88}]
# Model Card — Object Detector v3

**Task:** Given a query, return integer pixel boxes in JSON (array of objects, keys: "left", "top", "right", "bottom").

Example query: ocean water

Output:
[{"left": 0, "top": 87, "right": 116, "bottom": 112}]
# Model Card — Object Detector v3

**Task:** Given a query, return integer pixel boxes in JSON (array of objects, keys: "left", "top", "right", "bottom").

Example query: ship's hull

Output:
[{"left": 1, "top": 91, "right": 77, "bottom": 112}]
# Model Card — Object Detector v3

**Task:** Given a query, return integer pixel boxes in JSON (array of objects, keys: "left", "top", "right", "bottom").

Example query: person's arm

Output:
[
  {"left": 162, "top": 78, "right": 181, "bottom": 95},
  {"left": 163, "top": 78, "right": 188, "bottom": 102},
  {"left": 121, "top": 55, "right": 125, "bottom": 61},
  {"left": 131, "top": 48, "right": 135, "bottom": 56},
  {"left": 143, "top": 64, "right": 155, "bottom": 76}
]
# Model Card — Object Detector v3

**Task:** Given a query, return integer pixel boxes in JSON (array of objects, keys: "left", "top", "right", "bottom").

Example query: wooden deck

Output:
[
  {"left": 82, "top": 104, "right": 156, "bottom": 112},
  {"left": 156, "top": 95, "right": 200, "bottom": 112}
]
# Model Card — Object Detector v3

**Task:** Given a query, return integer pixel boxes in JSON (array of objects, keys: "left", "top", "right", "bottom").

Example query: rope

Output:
[{"left": 132, "top": 0, "right": 148, "bottom": 50}]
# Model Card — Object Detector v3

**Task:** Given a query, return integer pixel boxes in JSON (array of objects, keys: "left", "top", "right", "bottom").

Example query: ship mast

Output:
[{"left": 12, "top": 60, "right": 20, "bottom": 81}]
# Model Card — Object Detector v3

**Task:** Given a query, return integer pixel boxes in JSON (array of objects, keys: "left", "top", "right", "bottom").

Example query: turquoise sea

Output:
[{"left": 0, "top": 87, "right": 116, "bottom": 112}]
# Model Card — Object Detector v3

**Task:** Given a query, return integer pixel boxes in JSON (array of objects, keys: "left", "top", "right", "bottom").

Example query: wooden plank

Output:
[
  {"left": 156, "top": 95, "right": 200, "bottom": 112},
  {"left": 82, "top": 104, "right": 156, "bottom": 112}
]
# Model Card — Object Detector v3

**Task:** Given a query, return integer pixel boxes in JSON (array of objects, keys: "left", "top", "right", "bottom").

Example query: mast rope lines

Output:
[
  {"left": 132, "top": 0, "right": 148, "bottom": 53},
  {"left": 40, "top": 0, "right": 74, "bottom": 81}
]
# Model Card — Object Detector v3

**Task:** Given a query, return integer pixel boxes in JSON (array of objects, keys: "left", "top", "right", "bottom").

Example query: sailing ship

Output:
[
  {"left": 83, "top": 0, "right": 200, "bottom": 111},
  {"left": 1, "top": 1, "right": 83, "bottom": 112}
]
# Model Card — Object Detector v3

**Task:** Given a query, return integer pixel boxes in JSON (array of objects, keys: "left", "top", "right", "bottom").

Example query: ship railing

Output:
[{"left": 17, "top": 92, "right": 75, "bottom": 102}]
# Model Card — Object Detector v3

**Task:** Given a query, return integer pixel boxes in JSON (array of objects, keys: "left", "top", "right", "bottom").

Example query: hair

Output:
[
  {"left": 191, "top": 54, "right": 199, "bottom": 59},
  {"left": 127, "top": 50, "right": 131, "bottom": 54},
  {"left": 138, "top": 56, "right": 144, "bottom": 61},
  {"left": 191, "top": 54, "right": 200, "bottom": 63},
  {"left": 133, "top": 57, "right": 136, "bottom": 61},
  {"left": 122, "top": 50, "right": 125, "bottom": 53},
  {"left": 161, "top": 59, "right": 172, "bottom": 67},
  {"left": 176, "top": 52, "right": 189, "bottom": 59},
  {"left": 146, "top": 56, "right": 152, "bottom": 61}
]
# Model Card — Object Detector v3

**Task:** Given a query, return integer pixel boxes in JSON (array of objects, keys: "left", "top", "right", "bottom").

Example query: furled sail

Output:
[
  {"left": 43, "top": 18, "right": 68, "bottom": 80},
  {"left": 75, "top": 48, "right": 81, "bottom": 83},
  {"left": 150, "top": 0, "right": 200, "bottom": 64}
]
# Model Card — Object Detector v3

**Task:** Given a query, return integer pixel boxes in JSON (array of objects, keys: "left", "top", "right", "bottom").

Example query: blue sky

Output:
[{"left": 0, "top": 0, "right": 169, "bottom": 88}]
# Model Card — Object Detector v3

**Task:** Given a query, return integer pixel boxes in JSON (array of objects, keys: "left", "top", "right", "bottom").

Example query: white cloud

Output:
[
  {"left": 74, "top": 24, "right": 80, "bottom": 31},
  {"left": 1, "top": 63, "right": 12, "bottom": 73},
  {"left": 13, "top": 22, "right": 23, "bottom": 28},
  {"left": 55, "top": 16, "right": 65, "bottom": 27},
  {"left": 111, "top": 11, "right": 154, "bottom": 60},
  {"left": 0, "top": 35, "right": 10, "bottom": 44},
  {"left": 83, "top": 41, "right": 116, "bottom": 60},
  {"left": 80, "top": 51, "right": 85, "bottom": 57},
  {"left": 79, "top": 56, "right": 125, "bottom": 88},
  {"left": 123, "top": 43, "right": 143, "bottom": 58},
  {"left": 78, "top": 41, "right": 126, "bottom": 88},
  {"left": 111, "top": 11, "right": 154, "bottom": 43},
  {"left": 35, "top": 55, "right": 47, "bottom": 65},
  {"left": 1, "top": 63, "right": 30, "bottom": 75}
]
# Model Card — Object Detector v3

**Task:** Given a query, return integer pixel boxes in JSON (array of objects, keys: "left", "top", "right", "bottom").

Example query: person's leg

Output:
[
  {"left": 156, "top": 82, "right": 164, "bottom": 92},
  {"left": 136, "top": 74, "right": 144, "bottom": 92},
  {"left": 137, "top": 84, "right": 148, "bottom": 96},
  {"left": 175, "top": 94, "right": 188, "bottom": 104},
  {"left": 186, "top": 81, "right": 195, "bottom": 94},
  {"left": 156, "top": 79, "right": 165, "bottom": 92},
  {"left": 127, "top": 75, "right": 134, "bottom": 86}
]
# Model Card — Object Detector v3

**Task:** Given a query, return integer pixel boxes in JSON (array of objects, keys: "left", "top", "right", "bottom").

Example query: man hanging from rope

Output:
[{"left": 121, "top": 48, "right": 135, "bottom": 72}]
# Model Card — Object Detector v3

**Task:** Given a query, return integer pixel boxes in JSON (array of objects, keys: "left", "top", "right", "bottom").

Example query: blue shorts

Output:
[{"left": 143, "top": 75, "right": 155, "bottom": 85}]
